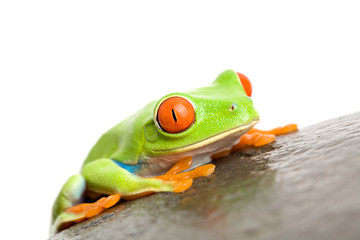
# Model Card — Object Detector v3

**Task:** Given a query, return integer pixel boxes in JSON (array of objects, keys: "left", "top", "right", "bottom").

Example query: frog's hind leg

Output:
[
  {"left": 232, "top": 123, "right": 298, "bottom": 150},
  {"left": 51, "top": 174, "right": 121, "bottom": 235},
  {"left": 52, "top": 157, "right": 215, "bottom": 233}
]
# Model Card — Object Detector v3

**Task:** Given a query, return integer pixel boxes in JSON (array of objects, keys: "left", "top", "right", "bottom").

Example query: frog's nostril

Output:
[{"left": 229, "top": 103, "right": 237, "bottom": 111}]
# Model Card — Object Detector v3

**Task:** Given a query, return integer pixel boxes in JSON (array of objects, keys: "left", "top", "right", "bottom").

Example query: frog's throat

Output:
[{"left": 155, "top": 119, "right": 259, "bottom": 153}]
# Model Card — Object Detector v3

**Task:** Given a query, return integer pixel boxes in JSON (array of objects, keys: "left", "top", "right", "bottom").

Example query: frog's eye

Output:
[
  {"left": 156, "top": 96, "right": 195, "bottom": 133},
  {"left": 236, "top": 72, "right": 252, "bottom": 97}
]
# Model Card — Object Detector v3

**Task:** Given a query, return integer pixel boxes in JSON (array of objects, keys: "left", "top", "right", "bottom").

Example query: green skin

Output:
[{"left": 51, "top": 69, "right": 259, "bottom": 234}]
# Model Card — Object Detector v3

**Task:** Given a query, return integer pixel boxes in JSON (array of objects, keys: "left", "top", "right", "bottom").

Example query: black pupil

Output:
[{"left": 171, "top": 109, "right": 177, "bottom": 122}]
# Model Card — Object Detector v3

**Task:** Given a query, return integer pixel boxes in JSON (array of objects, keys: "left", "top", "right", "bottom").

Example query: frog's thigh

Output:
[
  {"left": 52, "top": 174, "right": 86, "bottom": 223},
  {"left": 51, "top": 174, "right": 86, "bottom": 235},
  {"left": 81, "top": 158, "right": 174, "bottom": 196}
]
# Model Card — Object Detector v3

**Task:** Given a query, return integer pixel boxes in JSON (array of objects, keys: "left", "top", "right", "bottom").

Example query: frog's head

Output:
[{"left": 143, "top": 69, "right": 259, "bottom": 158}]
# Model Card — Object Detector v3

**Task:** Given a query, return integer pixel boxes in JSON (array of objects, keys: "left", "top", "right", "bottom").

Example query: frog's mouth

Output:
[{"left": 156, "top": 119, "right": 259, "bottom": 153}]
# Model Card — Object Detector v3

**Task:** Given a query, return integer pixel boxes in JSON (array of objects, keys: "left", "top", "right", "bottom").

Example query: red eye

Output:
[
  {"left": 157, "top": 97, "right": 195, "bottom": 133},
  {"left": 236, "top": 72, "right": 252, "bottom": 97}
]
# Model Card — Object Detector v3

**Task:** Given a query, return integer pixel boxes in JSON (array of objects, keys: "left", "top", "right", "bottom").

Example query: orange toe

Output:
[
  {"left": 166, "top": 156, "right": 193, "bottom": 175},
  {"left": 102, "top": 194, "right": 121, "bottom": 208},
  {"left": 191, "top": 164, "right": 215, "bottom": 177},
  {"left": 281, "top": 124, "right": 298, "bottom": 134},
  {"left": 172, "top": 179, "right": 193, "bottom": 193},
  {"left": 85, "top": 206, "right": 104, "bottom": 218},
  {"left": 254, "top": 134, "right": 276, "bottom": 147}
]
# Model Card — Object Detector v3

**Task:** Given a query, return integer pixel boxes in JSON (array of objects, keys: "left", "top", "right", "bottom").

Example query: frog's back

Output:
[
  {"left": 82, "top": 122, "right": 125, "bottom": 167},
  {"left": 82, "top": 101, "right": 156, "bottom": 167}
]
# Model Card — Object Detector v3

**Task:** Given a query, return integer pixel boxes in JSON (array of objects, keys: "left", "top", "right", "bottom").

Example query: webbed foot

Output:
[
  {"left": 232, "top": 123, "right": 298, "bottom": 150},
  {"left": 66, "top": 193, "right": 120, "bottom": 217},
  {"left": 60, "top": 194, "right": 121, "bottom": 227},
  {"left": 155, "top": 156, "right": 215, "bottom": 192}
]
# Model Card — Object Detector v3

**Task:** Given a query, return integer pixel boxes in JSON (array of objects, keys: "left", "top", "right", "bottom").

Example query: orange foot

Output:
[
  {"left": 232, "top": 123, "right": 298, "bottom": 151},
  {"left": 155, "top": 156, "right": 215, "bottom": 192},
  {"left": 65, "top": 193, "right": 121, "bottom": 223}
]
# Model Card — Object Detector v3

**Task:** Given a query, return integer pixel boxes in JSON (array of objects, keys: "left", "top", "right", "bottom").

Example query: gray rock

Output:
[{"left": 50, "top": 112, "right": 360, "bottom": 240}]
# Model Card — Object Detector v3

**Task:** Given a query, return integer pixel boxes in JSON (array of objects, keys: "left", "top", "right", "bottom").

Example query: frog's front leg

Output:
[
  {"left": 153, "top": 156, "right": 215, "bottom": 184},
  {"left": 121, "top": 157, "right": 215, "bottom": 200},
  {"left": 232, "top": 123, "right": 298, "bottom": 150}
]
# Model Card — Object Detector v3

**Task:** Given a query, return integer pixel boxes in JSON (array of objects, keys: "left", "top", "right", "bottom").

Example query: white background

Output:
[{"left": 0, "top": 1, "right": 359, "bottom": 239}]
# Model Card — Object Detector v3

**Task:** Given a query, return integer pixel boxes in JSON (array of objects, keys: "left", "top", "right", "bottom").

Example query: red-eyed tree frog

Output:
[{"left": 51, "top": 69, "right": 297, "bottom": 234}]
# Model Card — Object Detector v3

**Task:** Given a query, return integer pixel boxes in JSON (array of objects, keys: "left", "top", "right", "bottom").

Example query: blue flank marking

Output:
[{"left": 112, "top": 159, "right": 141, "bottom": 174}]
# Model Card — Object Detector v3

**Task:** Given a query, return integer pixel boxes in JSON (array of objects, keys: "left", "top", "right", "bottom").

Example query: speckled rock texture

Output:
[{"left": 50, "top": 112, "right": 360, "bottom": 240}]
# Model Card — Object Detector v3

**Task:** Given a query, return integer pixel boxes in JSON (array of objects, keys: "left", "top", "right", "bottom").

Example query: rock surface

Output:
[{"left": 51, "top": 112, "right": 360, "bottom": 240}]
